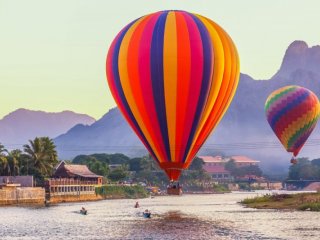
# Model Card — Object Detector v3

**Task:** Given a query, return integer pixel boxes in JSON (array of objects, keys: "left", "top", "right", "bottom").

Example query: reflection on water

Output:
[{"left": 0, "top": 192, "right": 319, "bottom": 240}]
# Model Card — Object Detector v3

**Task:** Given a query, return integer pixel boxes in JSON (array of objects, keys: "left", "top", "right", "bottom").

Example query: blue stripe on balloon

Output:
[
  {"left": 111, "top": 19, "right": 159, "bottom": 163},
  {"left": 182, "top": 14, "right": 213, "bottom": 162},
  {"left": 150, "top": 11, "right": 171, "bottom": 162},
  {"left": 270, "top": 91, "right": 310, "bottom": 129}
]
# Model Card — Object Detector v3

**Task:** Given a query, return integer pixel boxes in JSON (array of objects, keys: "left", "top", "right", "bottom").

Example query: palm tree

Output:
[
  {"left": 0, "top": 144, "right": 10, "bottom": 176},
  {"left": 7, "top": 149, "right": 22, "bottom": 176},
  {"left": 23, "top": 137, "right": 58, "bottom": 180}
]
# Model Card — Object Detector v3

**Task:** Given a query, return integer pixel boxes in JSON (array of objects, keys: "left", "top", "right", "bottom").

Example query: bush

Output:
[
  {"left": 298, "top": 202, "right": 320, "bottom": 211},
  {"left": 95, "top": 185, "right": 149, "bottom": 199},
  {"left": 241, "top": 195, "right": 272, "bottom": 204}
]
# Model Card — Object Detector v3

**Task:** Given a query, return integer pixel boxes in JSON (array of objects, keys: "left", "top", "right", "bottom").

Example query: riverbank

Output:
[
  {"left": 0, "top": 185, "right": 45, "bottom": 206},
  {"left": 241, "top": 192, "right": 320, "bottom": 211}
]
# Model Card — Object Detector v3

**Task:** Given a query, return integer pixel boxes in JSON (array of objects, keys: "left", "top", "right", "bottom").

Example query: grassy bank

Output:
[
  {"left": 241, "top": 192, "right": 320, "bottom": 211},
  {"left": 95, "top": 185, "right": 149, "bottom": 199}
]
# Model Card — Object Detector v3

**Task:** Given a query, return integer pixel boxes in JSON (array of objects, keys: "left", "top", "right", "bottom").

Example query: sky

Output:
[{"left": 1, "top": 0, "right": 320, "bottom": 120}]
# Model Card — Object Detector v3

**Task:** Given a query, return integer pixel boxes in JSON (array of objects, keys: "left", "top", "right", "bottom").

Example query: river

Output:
[{"left": 0, "top": 191, "right": 319, "bottom": 240}]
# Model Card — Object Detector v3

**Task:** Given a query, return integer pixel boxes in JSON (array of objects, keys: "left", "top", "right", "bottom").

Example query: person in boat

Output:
[
  {"left": 134, "top": 201, "right": 140, "bottom": 208},
  {"left": 143, "top": 209, "right": 151, "bottom": 218},
  {"left": 80, "top": 207, "right": 87, "bottom": 215}
]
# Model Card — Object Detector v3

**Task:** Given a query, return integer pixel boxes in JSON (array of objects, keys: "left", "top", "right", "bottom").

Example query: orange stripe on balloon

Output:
[{"left": 163, "top": 11, "right": 178, "bottom": 162}]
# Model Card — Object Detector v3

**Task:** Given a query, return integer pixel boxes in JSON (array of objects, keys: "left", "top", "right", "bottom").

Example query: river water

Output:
[{"left": 0, "top": 191, "right": 319, "bottom": 240}]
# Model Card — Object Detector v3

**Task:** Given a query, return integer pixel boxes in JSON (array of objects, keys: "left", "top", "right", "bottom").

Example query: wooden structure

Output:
[{"left": 45, "top": 161, "right": 102, "bottom": 198}]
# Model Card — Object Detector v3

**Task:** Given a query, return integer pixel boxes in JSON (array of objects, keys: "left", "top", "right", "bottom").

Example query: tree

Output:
[
  {"left": 189, "top": 157, "right": 204, "bottom": 171},
  {"left": 225, "top": 159, "right": 237, "bottom": 176},
  {"left": 73, "top": 155, "right": 109, "bottom": 177},
  {"left": 7, "top": 149, "right": 21, "bottom": 176},
  {"left": 225, "top": 159, "right": 263, "bottom": 178},
  {"left": 129, "top": 157, "right": 143, "bottom": 172},
  {"left": 288, "top": 158, "right": 311, "bottom": 180},
  {"left": 108, "top": 166, "right": 128, "bottom": 182},
  {"left": 240, "top": 165, "right": 263, "bottom": 177},
  {"left": 23, "top": 137, "right": 58, "bottom": 182},
  {"left": 311, "top": 158, "right": 320, "bottom": 167},
  {"left": 0, "top": 144, "right": 10, "bottom": 176},
  {"left": 287, "top": 158, "right": 320, "bottom": 180}
]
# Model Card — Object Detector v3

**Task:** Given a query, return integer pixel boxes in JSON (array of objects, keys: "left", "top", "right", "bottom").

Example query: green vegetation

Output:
[
  {"left": 0, "top": 137, "right": 58, "bottom": 185},
  {"left": 74, "top": 154, "right": 230, "bottom": 192},
  {"left": 298, "top": 202, "right": 320, "bottom": 211},
  {"left": 288, "top": 158, "right": 320, "bottom": 180},
  {"left": 241, "top": 192, "right": 320, "bottom": 211},
  {"left": 225, "top": 159, "right": 263, "bottom": 177},
  {"left": 95, "top": 185, "right": 149, "bottom": 199}
]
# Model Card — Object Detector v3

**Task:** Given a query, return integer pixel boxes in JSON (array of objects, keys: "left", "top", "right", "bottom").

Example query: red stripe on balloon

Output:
[
  {"left": 179, "top": 12, "right": 204, "bottom": 162},
  {"left": 175, "top": 12, "right": 191, "bottom": 163}
]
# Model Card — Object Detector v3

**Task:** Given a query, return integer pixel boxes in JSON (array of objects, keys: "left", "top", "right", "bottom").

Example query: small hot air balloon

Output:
[
  {"left": 265, "top": 85, "right": 320, "bottom": 164},
  {"left": 106, "top": 10, "right": 240, "bottom": 181}
]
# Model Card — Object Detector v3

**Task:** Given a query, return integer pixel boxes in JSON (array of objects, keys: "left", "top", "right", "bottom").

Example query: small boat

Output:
[
  {"left": 143, "top": 212, "right": 151, "bottom": 218},
  {"left": 80, "top": 208, "right": 87, "bottom": 215}
]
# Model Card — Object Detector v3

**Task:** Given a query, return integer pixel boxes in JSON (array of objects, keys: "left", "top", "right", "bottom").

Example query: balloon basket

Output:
[
  {"left": 167, "top": 186, "right": 182, "bottom": 195},
  {"left": 290, "top": 158, "right": 298, "bottom": 165}
]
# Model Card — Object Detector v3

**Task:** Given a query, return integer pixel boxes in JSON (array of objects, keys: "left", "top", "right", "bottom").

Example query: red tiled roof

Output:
[
  {"left": 203, "top": 165, "right": 230, "bottom": 174},
  {"left": 199, "top": 155, "right": 259, "bottom": 163},
  {"left": 230, "top": 156, "right": 260, "bottom": 163},
  {"left": 64, "top": 164, "right": 102, "bottom": 178},
  {"left": 199, "top": 156, "right": 224, "bottom": 163}
]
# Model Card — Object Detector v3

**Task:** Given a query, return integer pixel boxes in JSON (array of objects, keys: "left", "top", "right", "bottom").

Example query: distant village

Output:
[{"left": 1, "top": 137, "right": 320, "bottom": 206}]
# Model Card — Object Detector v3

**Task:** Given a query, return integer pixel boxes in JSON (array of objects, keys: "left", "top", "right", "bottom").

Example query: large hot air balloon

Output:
[
  {"left": 106, "top": 10, "right": 240, "bottom": 181},
  {"left": 265, "top": 85, "right": 320, "bottom": 163}
]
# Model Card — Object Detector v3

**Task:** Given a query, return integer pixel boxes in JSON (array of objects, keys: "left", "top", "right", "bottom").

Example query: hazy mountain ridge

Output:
[
  {"left": 0, "top": 108, "right": 95, "bottom": 146},
  {"left": 54, "top": 41, "right": 320, "bottom": 174}
]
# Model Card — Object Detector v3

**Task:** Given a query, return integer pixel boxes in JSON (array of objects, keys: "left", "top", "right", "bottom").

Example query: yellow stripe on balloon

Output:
[
  {"left": 118, "top": 17, "right": 163, "bottom": 163},
  {"left": 163, "top": 11, "right": 178, "bottom": 162},
  {"left": 199, "top": 21, "right": 232, "bottom": 136},
  {"left": 191, "top": 14, "right": 224, "bottom": 143},
  {"left": 210, "top": 25, "right": 240, "bottom": 130},
  {"left": 281, "top": 106, "right": 318, "bottom": 150}
]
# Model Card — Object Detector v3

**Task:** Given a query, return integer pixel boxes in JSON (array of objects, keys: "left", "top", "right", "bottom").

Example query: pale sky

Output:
[{"left": 1, "top": 0, "right": 320, "bottom": 119}]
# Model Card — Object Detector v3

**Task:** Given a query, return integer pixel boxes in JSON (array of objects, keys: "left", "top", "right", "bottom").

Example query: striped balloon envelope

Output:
[
  {"left": 106, "top": 10, "right": 240, "bottom": 180},
  {"left": 265, "top": 85, "right": 320, "bottom": 158}
]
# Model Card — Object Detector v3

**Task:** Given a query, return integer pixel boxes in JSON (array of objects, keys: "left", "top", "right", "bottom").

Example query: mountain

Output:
[
  {"left": 0, "top": 109, "right": 95, "bottom": 148},
  {"left": 54, "top": 108, "right": 143, "bottom": 159},
  {"left": 54, "top": 41, "right": 320, "bottom": 175}
]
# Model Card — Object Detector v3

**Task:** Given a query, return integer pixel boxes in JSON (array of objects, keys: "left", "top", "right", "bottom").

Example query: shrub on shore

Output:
[
  {"left": 241, "top": 192, "right": 320, "bottom": 211},
  {"left": 95, "top": 185, "right": 149, "bottom": 199}
]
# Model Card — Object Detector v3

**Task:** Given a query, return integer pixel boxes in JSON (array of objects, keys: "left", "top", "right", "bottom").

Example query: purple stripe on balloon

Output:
[{"left": 150, "top": 11, "right": 171, "bottom": 162}]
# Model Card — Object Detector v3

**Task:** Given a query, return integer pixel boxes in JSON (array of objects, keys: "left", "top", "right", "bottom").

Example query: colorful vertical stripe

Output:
[
  {"left": 106, "top": 10, "right": 240, "bottom": 180},
  {"left": 265, "top": 85, "right": 320, "bottom": 156}
]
